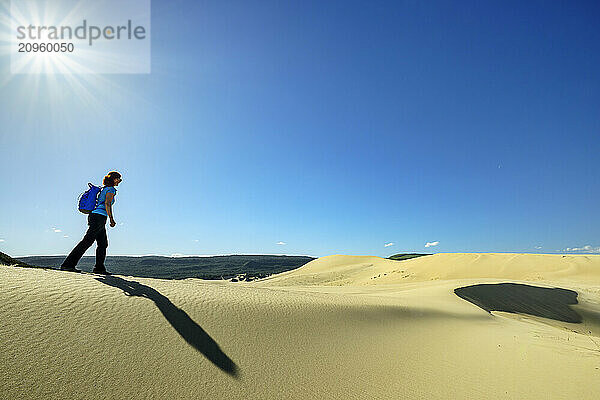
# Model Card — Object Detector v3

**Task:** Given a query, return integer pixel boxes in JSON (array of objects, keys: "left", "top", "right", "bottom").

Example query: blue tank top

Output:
[{"left": 91, "top": 186, "right": 116, "bottom": 217}]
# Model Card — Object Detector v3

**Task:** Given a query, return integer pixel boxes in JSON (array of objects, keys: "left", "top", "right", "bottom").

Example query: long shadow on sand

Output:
[
  {"left": 454, "top": 283, "right": 582, "bottom": 323},
  {"left": 95, "top": 275, "right": 239, "bottom": 377}
]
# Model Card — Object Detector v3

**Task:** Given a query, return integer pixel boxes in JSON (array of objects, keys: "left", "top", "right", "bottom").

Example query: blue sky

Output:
[{"left": 1, "top": 0, "right": 599, "bottom": 257}]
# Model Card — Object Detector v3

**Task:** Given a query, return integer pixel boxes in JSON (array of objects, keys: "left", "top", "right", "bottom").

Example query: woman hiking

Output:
[{"left": 60, "top": 171, "right": 122, "bottom": 274}]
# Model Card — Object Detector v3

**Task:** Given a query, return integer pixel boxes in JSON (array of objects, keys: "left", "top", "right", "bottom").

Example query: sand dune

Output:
[
  {"left": 1, "top": 253, "right": 599, "bottom": 399},
  {"left": 256, "top": 253, "right": 600, "bottom": 286}
]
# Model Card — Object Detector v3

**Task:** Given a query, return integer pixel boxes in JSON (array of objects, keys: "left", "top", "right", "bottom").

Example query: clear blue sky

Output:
[{"left": 1, "top": 0, "right": 599, "bottom": 257}]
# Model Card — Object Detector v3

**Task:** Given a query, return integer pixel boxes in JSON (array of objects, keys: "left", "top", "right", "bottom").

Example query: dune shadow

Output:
[
  {"left": 95, "top": 275, "right": 239, "bottom": 377},
  {"left": 454, "top": 283, "right": 582, "bottom": 323}
]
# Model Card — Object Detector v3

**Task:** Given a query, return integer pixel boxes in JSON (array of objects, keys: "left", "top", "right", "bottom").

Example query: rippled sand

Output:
[{"left": 1, "top": 253, "right": 599, "bottom": 399}]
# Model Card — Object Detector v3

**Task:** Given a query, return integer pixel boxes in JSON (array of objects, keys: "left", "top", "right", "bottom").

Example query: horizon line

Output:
[
  {"left": 14, "top": 253, "right": 320, "bottom": 258},
  {"left": 12, "top": 251, "right": 600, "bottom": 258}
]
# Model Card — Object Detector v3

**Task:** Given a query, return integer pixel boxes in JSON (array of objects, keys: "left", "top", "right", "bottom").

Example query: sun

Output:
[
  {"left": 0, "top": 0, "right": 153, "bottom": 129},
  {"left": 1, "top": 0, "right": 150, "bottom": 77}
]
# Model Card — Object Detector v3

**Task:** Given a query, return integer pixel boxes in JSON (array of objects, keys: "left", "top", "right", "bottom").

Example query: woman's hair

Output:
[{"left": 103, "top": 171, "right": 122, "bottom": 187}]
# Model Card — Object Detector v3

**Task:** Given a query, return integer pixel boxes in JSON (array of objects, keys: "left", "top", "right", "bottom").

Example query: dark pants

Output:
[{"left": 61, "top": 213, "right": 108, "bottom": 270}]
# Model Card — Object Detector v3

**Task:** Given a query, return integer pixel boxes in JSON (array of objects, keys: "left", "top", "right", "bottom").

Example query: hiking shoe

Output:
[
  {"left": 92, "top": 269, "right": 112, "bottom": 275},
  {"left": 60, "top": 266, "right": 82, "bottom": 273}
]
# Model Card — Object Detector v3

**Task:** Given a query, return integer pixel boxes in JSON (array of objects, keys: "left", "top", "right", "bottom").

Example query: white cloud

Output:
[
  {"left": 384, "top": 242, "right": 394, "bottom": 247},
  {"left": 193, "top": 239, "right": 199, "bottom": 242},
  {"left": 63, "top": 235, "right": 69, "bottom": 238},
  {"left": 0, "top": 239, "right": 4, "bottom": 242},
  {"left": 51, "top": 227, "right": 62, "bottom": 233},
  {"left": 562, "top": 245, "right": 600, "bottom": 253},
  {"left": 425, "top": 241, "right": 439, "bottom": 248},
  {"left": 534, "top": 246, "right": 542, "bottom": 250},
  {"left": 276, "top": 241, "right": 286, "bottom": 245}
]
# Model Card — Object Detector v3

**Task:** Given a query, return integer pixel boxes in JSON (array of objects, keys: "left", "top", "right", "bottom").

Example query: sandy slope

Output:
[
  {"left": 256, "top": 253, "right": 600, "bottom": 286},
  {"left": 1, "top": 254, "right": 599, "bottom": 399}
]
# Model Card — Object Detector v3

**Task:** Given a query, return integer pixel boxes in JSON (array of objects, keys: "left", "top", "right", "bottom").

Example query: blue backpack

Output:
[{"left": 78, "top": 183, "right": 102, "bottom": 214}]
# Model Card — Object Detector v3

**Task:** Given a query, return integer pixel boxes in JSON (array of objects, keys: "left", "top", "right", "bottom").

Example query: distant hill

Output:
[
  {"left": 16, "top": 254, "right": 316, "bottom": 281},
  {"left": 387, "top": 253, "right": 431, "bottom": 261},
  {"left": 0, "top": 251, "right": 35, "bottom": 268}
]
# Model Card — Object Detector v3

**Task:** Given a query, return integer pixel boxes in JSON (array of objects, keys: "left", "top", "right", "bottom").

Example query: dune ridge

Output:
[
  {"left": 256, "top": 253, "right": 600, "bottom": 286},
  {"left": 1, "top": 253, "right": 599, "bottom": 399}
]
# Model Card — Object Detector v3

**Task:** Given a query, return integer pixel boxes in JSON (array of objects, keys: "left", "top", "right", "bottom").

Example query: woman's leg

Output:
[
  {"left": 94, "top": 228, "right": 108, "bottom": 271},
  {"left": 61, "top": 214, "right": 106, "bottom": 269}
]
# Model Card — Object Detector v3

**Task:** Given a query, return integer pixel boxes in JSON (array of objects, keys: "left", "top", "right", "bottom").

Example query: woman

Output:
[{"left": 60, "top": 171, "right": 122, "bottom": 274}]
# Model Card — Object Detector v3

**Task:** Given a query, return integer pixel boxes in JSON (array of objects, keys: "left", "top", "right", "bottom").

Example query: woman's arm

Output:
[{"left": 105, "top": 192, "right": 116, "bottom": 227}]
